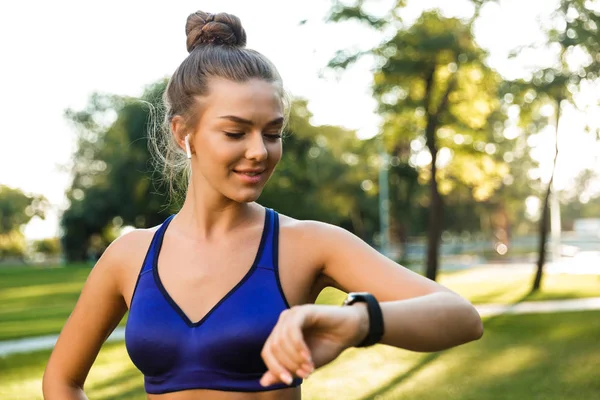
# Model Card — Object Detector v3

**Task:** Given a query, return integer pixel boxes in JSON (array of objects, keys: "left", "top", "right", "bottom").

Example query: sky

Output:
[{"left": 1, "top": 0, "right": 599, "bottom": 239}]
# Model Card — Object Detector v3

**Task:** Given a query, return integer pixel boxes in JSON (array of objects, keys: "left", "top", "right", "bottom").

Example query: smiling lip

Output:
[{"left": 233, "top": 169, "right": 265, "bottom": 184}]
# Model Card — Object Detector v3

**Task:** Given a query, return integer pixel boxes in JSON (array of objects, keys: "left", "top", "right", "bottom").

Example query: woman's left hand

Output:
[{"left": 259, "top": 303, "right": 368, "bottom": 387}]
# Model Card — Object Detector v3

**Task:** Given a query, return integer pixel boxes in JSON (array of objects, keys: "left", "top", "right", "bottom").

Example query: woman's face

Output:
[{"left": 189, "top": 78, "right": 284, "bottom": 204}]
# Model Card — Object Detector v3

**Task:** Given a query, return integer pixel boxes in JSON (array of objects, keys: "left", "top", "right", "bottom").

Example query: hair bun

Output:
[{"left": 185, "top": 11, "right": 247, "bottom": 52}]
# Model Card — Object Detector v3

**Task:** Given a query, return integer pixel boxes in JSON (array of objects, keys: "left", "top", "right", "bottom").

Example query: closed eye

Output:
[
  {"left": 264, "top": 133, "right": 282, "bottom": 141},
  {"left": 224, "top": 132, "right": 245, "bottom": 139},
  {"left": 224, "top": 132, "right": 282, "bottom": 141}
]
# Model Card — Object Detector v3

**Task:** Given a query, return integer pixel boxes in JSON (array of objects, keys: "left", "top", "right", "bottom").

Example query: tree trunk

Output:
[
  {"left": 425, "top": 135, "right": 443, "bottom": 281},
  {"left": 422, "top": 66, "right": 456, "bottom": 281},
  {"left": 532, "top": 99, "right": 562, "bottom": 292}
]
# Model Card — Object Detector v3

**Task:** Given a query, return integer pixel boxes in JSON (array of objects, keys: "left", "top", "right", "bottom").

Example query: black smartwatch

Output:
[{"left": 342, "top": 292, "right": 385, "bottom": 347}]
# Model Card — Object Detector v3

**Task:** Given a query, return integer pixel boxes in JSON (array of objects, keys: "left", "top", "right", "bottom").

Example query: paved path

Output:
[
  {"left": 3, "top": 296, "right": 600, "bottom": 357},
  {"left": 475, "top": 296, "right": 600, "bottom": 317},
  {"left": 0, "top": 327, "right": 125, "bottom": 357}
]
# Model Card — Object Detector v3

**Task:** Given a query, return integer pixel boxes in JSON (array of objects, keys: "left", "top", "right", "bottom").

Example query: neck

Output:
[{"left": 175, "top": 177, "right": 256, "bottom": 240}]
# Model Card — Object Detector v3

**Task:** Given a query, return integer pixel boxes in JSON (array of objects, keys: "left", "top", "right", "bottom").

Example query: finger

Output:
[
  {"left": 279, "top": 324, "right": 314, "bottom": 376},
  {"left": 271, "top": 334, "right": 306, "bottom": 378},
  {"left": 272, "top": 309, "right": 308, "bottom": 367},
  {"left": 289, "top": 308, "right": 316, "bottom": 369},
  {"left": 261, "top": 340, "right": 294, "bottom": 386},
  {"left": 259, "top": 370, "right": 278, "bottom": 387},
  {"left": 284, "top": 307, "right": 314, "bottom": 363},
  {"left": 279, "top": 309, "right": 314, "bottom": 371}
]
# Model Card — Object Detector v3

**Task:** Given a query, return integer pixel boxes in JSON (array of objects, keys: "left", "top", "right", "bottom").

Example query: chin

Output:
[{"left": 229, "top": 188, "right": 264, "bottom": 203}]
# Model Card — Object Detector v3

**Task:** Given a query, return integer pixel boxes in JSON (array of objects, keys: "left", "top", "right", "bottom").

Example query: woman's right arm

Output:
[{"left": 42, "top": 230, "right": 146, "bottom": 399}]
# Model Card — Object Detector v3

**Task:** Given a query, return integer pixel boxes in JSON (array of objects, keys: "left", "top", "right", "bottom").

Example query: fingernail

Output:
[
  {"left": 297, "top": 366, "right": 312, "bottom": 379},
  {"left": 260, "top": 375, "right": 273, "bottom": 387},
  {"left": 302, "top": 351, "right": 312, "bottom": 363},
  {"left": 280, "top": 372, "right": 293, "bottom": 385},
  {"left": 296, "top": 368, "right": 307, "bottom": 378}
]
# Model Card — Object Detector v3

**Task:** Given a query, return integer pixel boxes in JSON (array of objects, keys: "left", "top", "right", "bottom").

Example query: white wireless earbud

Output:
[{"left": 184, "top": 135, "right": 192, "bottom": 159}]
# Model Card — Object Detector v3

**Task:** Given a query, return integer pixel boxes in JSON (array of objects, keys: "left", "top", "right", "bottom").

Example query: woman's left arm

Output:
[
  {"left": 259, "top": 221, "right": 483, "bottom": 387},
  {"left": 318, "top": 222, "right": 484, "bottom": 351}
]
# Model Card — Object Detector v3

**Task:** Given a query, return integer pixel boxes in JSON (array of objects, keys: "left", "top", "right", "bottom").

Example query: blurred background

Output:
[{"left": 1, "top": 0, "right": 600, "bottom": 399}]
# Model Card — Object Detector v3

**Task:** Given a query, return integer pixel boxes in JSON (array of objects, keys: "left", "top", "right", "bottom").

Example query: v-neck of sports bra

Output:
[{"left": 151, "top": 210, "right": 270, "bottom": 328}]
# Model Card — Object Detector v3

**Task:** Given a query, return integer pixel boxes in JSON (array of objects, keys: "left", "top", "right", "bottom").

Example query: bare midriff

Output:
[{"left": 147, "top": 386, "right": 301, "bottom": 400}]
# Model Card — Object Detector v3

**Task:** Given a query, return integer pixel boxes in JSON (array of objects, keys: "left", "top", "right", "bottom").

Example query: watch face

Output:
[
  {"left": 344, "top": 292, "right": 370, "bottom": 306},
  {"left": 344, "top": 292, "right": 361, "bottom": 305},
  {"left": 343, "top": 294, "right": 354, "bottom": 305}
]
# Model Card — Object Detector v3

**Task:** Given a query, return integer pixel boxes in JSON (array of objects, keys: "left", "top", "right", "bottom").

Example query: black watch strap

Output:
[{"left": 343, "top": 292, "right": 385, "bottom": 347}]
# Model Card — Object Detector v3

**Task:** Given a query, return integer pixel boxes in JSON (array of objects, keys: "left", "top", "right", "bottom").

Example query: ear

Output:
[{"left": 171, "top": 115, "right": 193, "bottom": 155}]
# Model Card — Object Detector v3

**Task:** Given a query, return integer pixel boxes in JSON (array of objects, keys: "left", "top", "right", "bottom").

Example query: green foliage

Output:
[
  {"left": 327, "top": 5, "right": 510, "bottom": 278},
  {"left": 327, "top": 0, "right": 393, "bottom": 29},
  {"left": 0, "top": 185, "right": 47, "bottom": 235},
  {"left": 32, "top": 237, "right": 62, "bottom": 256},
  {"left": 369, "top": 11, "right": 508, "bottom": 202},
  {"left": 61, "top": 81, "right": 174, "bottom": 261},
  {"left": 0, "top": 185, "right": 47, "bottom": 259},
  {"left": 0, "top": 231, "right": 27, "bottom": 259}
]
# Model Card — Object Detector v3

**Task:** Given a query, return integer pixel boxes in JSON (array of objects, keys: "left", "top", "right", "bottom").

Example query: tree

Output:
[
  {"left": 506, "top": 0, "right": 600, "bottom": 291},
  {"left": 61, "top": 80, "right": 173, "bottom": 261},
  {"left": 327, "top": 5, "right": 507, "bottom": 280},
  {"left": 0, "top": 185, "right": 47, "bottom": 259},
  {"left": 32, "top": 237, "right": 62, "bottom": 257}
]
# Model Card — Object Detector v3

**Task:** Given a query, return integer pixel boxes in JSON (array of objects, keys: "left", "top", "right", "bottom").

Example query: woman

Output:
[{"left": 43, "top": 10, "right": 483, "bottom": 400}]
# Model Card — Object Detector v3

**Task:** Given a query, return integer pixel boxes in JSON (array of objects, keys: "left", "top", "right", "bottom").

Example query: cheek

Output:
[
  {"left": 200, "top": 137, "right": 239, "bottom": 164},
  {"left": 268, "top": 142, "right": 283, "bottom": 164}
]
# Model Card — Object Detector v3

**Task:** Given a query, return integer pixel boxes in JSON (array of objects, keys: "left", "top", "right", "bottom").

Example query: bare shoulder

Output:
[
  {"left": 103, "top": 227, "right": 157, "bottom": 265},
  {"left": 278, "top": 213, "right": 344, "bottom": 235},
  {"left": 97, "top": 226, "right": 159, "bottom": 302},
  {"left": 278, "top": 214, "right": 357, "bottom": 249},
  {"left": 277, "top": 213, "right": 357, "bottom": 268},
  {"left": 278, "top": 212, "right": 450, "bottom": 300}
]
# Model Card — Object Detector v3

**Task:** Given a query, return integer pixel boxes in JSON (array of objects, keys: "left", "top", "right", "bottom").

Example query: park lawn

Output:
[
  {"left": 316, "top": 265, "right": 600, "bottom": 307},
  {"left": 439, "top": 266, "right": 600, "bottom": 305},
  {"left": 2, "top": 310, "right": 599, "bottom": 400},
  {"left": 2, "top": 263, "right": 600, "bottom": 341},
  {"left": 0, "top": 265, "right": 129, "bottom": 341}
]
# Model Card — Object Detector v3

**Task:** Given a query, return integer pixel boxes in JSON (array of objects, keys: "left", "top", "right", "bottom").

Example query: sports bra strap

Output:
[
  {"left": 140, "top": 214, "right": 175, "bottom": 274},
  {"left": 254, "top": 208, "right": 278, "bottom": 271}
]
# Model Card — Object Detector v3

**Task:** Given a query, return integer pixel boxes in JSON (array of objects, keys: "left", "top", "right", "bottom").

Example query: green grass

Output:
[
  {"left": 316, "top": 265, "right": 600, "bottom": 307},
  {"left": 2, "top": 311, "right": 599, "bottom": 399},
  {"left": 307, "top": 310, "right": 600, "bottom": 400},
  {"left": 439, "top": 266, "right": 600, "bottom": 305},
  {"left": 0, "top": 341, "right": 145, "bottom": 400},
  {"left": 2, "top": 263, "right": 600, "bottom": 341},
  {"left": 0, "top": 264, "right": 128, "bottom": 341}
]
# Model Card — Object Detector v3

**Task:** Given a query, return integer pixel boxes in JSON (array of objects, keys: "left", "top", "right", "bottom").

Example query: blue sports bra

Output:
[{"left": 125, "top": 208, "right": 302, "bottom": 394}]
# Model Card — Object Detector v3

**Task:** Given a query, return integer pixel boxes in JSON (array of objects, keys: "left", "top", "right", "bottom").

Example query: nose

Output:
[{"left": 245, "top": 132, "right": 268, "bottom": 162}]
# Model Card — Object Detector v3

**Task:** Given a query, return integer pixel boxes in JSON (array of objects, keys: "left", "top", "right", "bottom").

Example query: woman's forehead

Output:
[{"left": 199, "top": 78, "right": 284, "bottom": 121}]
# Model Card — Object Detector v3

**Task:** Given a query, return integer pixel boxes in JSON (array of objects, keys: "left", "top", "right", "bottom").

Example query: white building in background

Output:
[{"left": 573, "top": 219, "right": 600, "bottom": 236}]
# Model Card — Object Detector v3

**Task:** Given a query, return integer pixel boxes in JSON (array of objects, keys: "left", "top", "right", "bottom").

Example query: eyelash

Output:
[{"left": 224, "top": 132, "right": 282, "bottom": 141}]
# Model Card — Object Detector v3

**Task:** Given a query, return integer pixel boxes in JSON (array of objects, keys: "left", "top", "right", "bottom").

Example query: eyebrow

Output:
[{"left": 218, "top": 115, "right": 284, "bottom": 127}]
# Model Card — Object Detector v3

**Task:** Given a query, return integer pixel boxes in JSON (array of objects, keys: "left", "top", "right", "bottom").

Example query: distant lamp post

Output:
[
  {"left": 550, "top": 186, "right": 561, "bottom": 262},
  {"left": 378, "top": 134, "right": 391, "bottom": 257}
]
